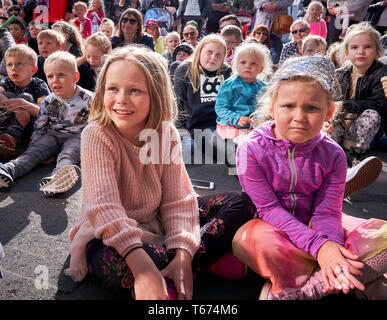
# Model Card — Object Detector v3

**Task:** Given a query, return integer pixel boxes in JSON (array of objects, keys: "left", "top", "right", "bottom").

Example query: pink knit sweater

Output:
[{"left": 65, "top": 121, "right": 200, "bottom": 281}]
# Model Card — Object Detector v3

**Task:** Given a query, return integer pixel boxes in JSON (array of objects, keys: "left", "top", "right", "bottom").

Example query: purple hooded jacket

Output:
[{"left": 236, "top": 122, "right": 347, "bottom": 259}]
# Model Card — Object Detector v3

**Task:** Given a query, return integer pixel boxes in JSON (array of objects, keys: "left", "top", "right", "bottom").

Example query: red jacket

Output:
[{"left": 34, "top": 0, "right": 68, "bottom": 24}]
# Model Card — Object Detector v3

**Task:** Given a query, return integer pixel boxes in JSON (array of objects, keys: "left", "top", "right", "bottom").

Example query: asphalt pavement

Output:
[{"left": 0, "top": 147, "right": 386, "bottom": 301}]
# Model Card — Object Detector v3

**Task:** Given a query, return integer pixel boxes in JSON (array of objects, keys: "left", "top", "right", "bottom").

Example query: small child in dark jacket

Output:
[
  {"left": 77, "top": 32, "right": 111, "bottom": 91},
  {"left": 33, "top": 29, "right": 64, "bottom": 84},
  {"left": 324, "top": 23, "right": 387, "bottom": 167}
]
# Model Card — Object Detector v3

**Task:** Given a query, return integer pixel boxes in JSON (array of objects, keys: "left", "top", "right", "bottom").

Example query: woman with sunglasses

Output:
[
  {"left": 110, "top": 8, "right": 154, "bottom": 51},
  {"left": 278, "top": 19, "right": 310, "bottom": 66},
  {"left": 249, "top": 24, "right": 272, "bottom": 50}
]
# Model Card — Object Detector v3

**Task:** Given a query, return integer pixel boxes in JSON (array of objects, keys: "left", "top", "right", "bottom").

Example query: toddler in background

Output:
[
  {"left": 87, "top": 0, "right": 105, "bottom": 34},
  {"left": 302, "top": 35, "right": 327, "bottom": 57},
  {"left": 52, "top": 20, "right": 84, "bottom": 58},
  {"left": 145, "top": 19, "right": 164, "bottom": 55},
  {"left": 215, "top": 42, "right": 270, "bottom": 144},
  {"left": 73, "top": 1, "right": 92, "bottom": 39},
  {"left": 78, "top": 32, "right": 111, "bottom": 91},
  {"left": 304, "top": 1, "right": 327, "bottom": 39},
  {"left": 27, "top": 20, "right": 45, "bottom": 55},
  {"left": 8, "top": 16, "right": 28, "bottom": 44},
  {"left": 34, "top": 29, "right": 64, "bottom": 83},
  {"left": 220, "top": 25, "right": 242, "bottom": 66},
  {"left": 162, "top": 31, "right": 180, "bottom": 67},
  {"left": 99, "top": 17, "right": 114, "bottom": 39},
  {"left": 325, "top": 23, "right": 387, "bottom": 167},
  {"left": 0, "top": 51, "right": 94, "bottom": 196}
]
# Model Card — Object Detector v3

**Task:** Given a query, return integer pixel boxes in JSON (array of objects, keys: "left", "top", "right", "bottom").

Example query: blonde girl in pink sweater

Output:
[{"left": 65, "top": 46, "right": 255, "bottom": 300}]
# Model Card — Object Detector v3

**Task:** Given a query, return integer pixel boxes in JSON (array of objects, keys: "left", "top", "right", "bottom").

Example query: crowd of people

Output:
[{"left": 0, "top": 0, "right": 386, "bottom": 300}]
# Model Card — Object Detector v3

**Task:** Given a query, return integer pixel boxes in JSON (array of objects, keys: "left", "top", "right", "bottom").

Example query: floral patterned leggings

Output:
[{"left": 85, "top": 191, "right": 255, "bottom": 293}]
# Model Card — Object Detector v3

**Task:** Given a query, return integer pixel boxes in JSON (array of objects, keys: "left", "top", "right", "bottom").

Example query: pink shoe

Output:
[
  {"left": 208, "top": 250, "right": 247, "bottom": 280},
  {"left": 355, "top": 249, "right": 387, "bottom": 300},
  {"left": 259, "top": 268, "right": 327, "bottom": 300},
  {"left": 355, "top": 274, "right": 387, "bottom": 300}
]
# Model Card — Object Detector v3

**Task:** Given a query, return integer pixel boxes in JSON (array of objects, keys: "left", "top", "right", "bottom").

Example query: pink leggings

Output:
[{"left": 232, "top": 213, "right": 387, "bottom": 294}]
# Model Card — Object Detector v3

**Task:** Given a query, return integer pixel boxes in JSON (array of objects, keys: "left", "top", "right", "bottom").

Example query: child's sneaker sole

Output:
[
  {"left": 258, "top": 281, "right": 275, "bottom": 300},
  {"left": 39, "top": 165, "right": 80, "bottom": 197},
  {"left": 0, "top": 165, "right": 13, "bottom": 191},
  {"left": 344, "top": 156, "right": 382, "bottom": 198}
]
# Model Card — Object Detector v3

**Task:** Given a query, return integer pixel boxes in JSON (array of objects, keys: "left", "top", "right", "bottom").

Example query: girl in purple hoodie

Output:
[{"left": 233, "top": 56, "right": 387, "bottom": 300}]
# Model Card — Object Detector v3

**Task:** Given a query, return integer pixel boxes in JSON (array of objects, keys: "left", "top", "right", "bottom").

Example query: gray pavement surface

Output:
[{"left": 0, "top": 148, "right": 386, "bottom": 300}]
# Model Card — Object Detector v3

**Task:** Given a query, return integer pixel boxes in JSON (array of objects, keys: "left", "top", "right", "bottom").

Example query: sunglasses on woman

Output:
[
  {"left": 255, "top": 31, "right": 268, "bottom": 36},
  {"left": 122, "top": 17, "right": 137, "bottom": 25},
  {"left": 291, "top": 28, "right": 307, "bottom": 34},
  {"left": 183, "top": 31, "right": 196, "bottom": 37}
]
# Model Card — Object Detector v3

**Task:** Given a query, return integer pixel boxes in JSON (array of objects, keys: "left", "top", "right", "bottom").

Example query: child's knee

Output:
[{"left": 233, "top": 219, "right": 289, "bottom": 257}]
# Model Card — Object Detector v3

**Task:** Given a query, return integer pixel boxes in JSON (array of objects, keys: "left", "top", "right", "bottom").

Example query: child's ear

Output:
[
  {"left": 269, "top": 105, "right": 275, "bottom": 120},
  {"left": 74, "top": 71, "right": 80, "bottom": 84},
  {"left": 32, "top": 65, "right": 38, "bottom": 74},
  {"left": 325, "top": 102, "right": 335, "bottom": 122},
  {"left": 259, "top": 65, "right": 264, "bottom": 74}
]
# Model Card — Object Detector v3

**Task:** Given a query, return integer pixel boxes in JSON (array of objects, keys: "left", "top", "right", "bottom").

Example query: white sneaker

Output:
[
  {"left": 39, "top": 165, "right": 81, "bottom": 197},
  {"left": 344, "top": 156, "right": 382, "bottom": 198}
]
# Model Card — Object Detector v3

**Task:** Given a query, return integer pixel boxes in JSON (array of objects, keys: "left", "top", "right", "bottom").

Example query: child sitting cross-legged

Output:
[
  {"left": 0, "top": 51, "right": 94, "bottom": 197},
  {"left": 0, "top": 44, "right": 50, "bottom": 160}
]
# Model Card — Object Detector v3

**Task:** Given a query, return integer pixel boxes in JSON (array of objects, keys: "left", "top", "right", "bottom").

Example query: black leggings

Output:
[{"left": 85, "top": 191, "right": 255, "bottom": 292}]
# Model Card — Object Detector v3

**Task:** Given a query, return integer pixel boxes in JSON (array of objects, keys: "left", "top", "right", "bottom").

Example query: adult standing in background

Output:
[
  {"left": 367, "top": 0, "right": 387, "bottom": 35},
  {"left": 206, "top": 0, "right": 231, "bottom": 35},
  {"left": 0, "top": 28, "right": 15, "bottom": 78},
  {"left": 327, "top": 0, "right": 374, "bottom": 39},
  {"left": 178, "top": 0, "right": 211, "bottom": 37},
  {"left": 253, "top": 0, "right": 293, "bottom": 65}
]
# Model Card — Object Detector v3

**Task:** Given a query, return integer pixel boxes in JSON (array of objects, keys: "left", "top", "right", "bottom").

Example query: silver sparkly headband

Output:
[{"left": 271, "top": 56, "right": 338, "bottom": 95}]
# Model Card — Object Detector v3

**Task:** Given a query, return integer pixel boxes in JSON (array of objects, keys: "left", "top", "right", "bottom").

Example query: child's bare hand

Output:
[
  {"left": 238, "top": 116, "right": 250, "bottom": 128},
  {"left": 161, "top": 249, "right": 193, "bottom": 300},
  {"left": 134, "top": 269, "right": 169, "bottom": 300},
  {"left": 317, "top": 241, "right": 365, "bottom": 294}
]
